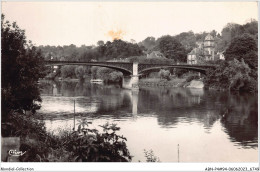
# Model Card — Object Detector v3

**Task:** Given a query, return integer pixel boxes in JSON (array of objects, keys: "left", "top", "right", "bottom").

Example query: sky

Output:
[{"left": 1, "top": 1, "right": 258, "bottom": 47}]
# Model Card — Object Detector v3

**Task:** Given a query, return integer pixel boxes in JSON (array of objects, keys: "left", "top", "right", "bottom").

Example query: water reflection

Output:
[
  {"left": 38, "top": 80, "right": 258, "bottom": 162},
  {"left": 219, "top": 93, "right": 258, "bottom": 149}
]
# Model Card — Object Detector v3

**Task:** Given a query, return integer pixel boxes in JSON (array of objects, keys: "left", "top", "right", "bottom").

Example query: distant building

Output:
[
  {"left": 203, "top": 34, "right": 215, "bottom": 61},
  {"left": 187, "top": 48, "right": 200, "bottom": 64},
  {"left": 147, "top": 51, "right": 166, "bottom": 59},
  {"left": 187, "top": 34, "right": 220, "bottom": 64}
]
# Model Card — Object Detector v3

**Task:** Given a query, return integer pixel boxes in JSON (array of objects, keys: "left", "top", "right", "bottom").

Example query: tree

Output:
[
  {"left": 60, "top": 65, "right": 76, "bottom": 78},
  {"left": 224, "top": 33, "right": 257, "bottom": 69},
  {"left": 158, "top": 69, "right": 170, "bottom": 80},
  {"left": 75, "top": 66, "right": 85, "bottom": 80},
  {"left": 220, "top": 21, "right": 258, "bottom": 50},
  {"left": 97, "top": 39, "right": 143, "bottom": 61},
  {"left": 158, "top": 36, "right": 187, "bottom": 62},
  {"left": 174, "top": 31, "right": 196, "bottom": 52},
  {"left": 139, "top": 37, "right": 156, "bottom": 50},
  {"left": 97, "top": 40, "right": 104, "bottom": 46},
  {"left": 204, "top": 59, "right": 257, "bottom": 92},
  {"left": 1, "top": 14, "right": 46, "bottom": 121}
]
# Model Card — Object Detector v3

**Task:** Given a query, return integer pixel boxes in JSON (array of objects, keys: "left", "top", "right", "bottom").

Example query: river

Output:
[{"left": 38, "top": 80, "right": 258, "bottom": 162}]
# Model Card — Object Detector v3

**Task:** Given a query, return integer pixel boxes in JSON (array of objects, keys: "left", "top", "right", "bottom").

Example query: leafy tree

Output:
[
  {"left": 174, "top": 31, "right": 196, "bottom": 52},
  {"left": 1, "top": 14, "right": 46, "bottom": 121},
  {"left": 97, "top": 39, "right": 143, "bottom": 61},
  {"left": 109, "top": 71, "right": 123, "bottom": 83},
  {"left": 195, "top": 32, "right": 209, "bottom": 42},
  {"left": 158, "top": 36, "right": 187, "bottom": 62},
  {"left": 75, "top": 66, "right": 85, "bottom": 80},
  {"left": 224, "top": 33, "right": 257, "bottom": 69},
  {"left": 97, "top": 40, "right": 104, "bottom": 46},
  {"left": 138, "top": 37, "right": 156, "bottom": 50},
  {"left": 158, "top": 69, "right": 170, "bottom": 80},
  {"left": 210, "top": 30, "right": 217, "bottom": 37},
  {"left": 220, "top": 20, "right": 258, "bottom": 50},
  {"left": 60, "top": 65, "right": 76, "bottom": 78},
  {"left": 204, "top": 59, "right": 257, "bottom": 92}
]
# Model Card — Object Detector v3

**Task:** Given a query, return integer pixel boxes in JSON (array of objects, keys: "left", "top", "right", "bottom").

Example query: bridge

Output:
[{"left": 45, "top": 60, "right": 216, "bottom": 89}]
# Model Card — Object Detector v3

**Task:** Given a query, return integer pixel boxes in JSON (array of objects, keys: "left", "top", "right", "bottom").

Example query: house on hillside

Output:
[
  {"left": 203, "top": 34, "right": 215, "bottom": 61},
  {"left": 147, "top": 51, "right": 166, "bottom": 58},
  {"left": 187, "top": 48, "right": 201, "bottom": 64},
  {"left": 187, "top": 34, "right": 223, "bottom": 64}
]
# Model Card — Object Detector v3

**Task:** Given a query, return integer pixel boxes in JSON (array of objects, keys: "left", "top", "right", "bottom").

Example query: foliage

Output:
[
  {"left": 221, "top": 21, "right": 257, "bottom": 45},
  {"left": 109, "top": 71, "right": 123, "bottom": 83},
  {"left": 144, "top": 149, "right": 160, "bottom": 162},
  {"left": 97, "top": 39, "right": 143, "bottom": 61},
  {"left": 1, "top": 14, "right": 46, "bottom": 121},
  {"left": 158, "top": 69, "right": 170, "bottom": 80},
  {"left": 138, "top": 37, "right": 156, "bottom": 50},
  {"left": 174, "top": 31, "right": 197, "bottom": 52},
  {"left": 204, "top": 59, "right": 257, "bottom": 92},
  {"left": 128, "top": 55, "right": 174, "bottom": 64},
  {"left": 92, "top": 67, "right": 123, "bottom": 83},
  {"left": 158, "top": 36, "right": 187, "bottom": 62},
  {"left": 74, "top": 66, "right": 84, "bottom": 80},
  {"left": 39, "top": 39, "right": 143, "bottom": 63},
  {"left": 74, "top": 66, "right": 90, "bottom": 80},
  {"left": 60, "top": 65, "right": 76, "bottom": 79},
  {"left": 97, "top": 40, "right": 104, "bottom": 46},
  {"left": 91, "top": 66, "right": 99, "bottom": 79},
  {"left": 224, "top": 33, "right": 257, "bottom": 70},
  {"left": 1, "top": 111, "right": 59, "bottom": 162},
  {"left": 215, "top": 20, "right": 258, "bottom": 52},
  {"left": 2, "top": 110, "right": 132, "bottom": 162},
  {"left": 65, "top": 120, "right": 132, "bottom": 162}
]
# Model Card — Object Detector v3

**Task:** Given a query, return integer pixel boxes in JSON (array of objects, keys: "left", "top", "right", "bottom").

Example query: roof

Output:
[
  {"left": 147, "top": 51, "right": 166, "bottom": 58},
  {"left": 205, "top": 34, "right": 214, "bottom": 41},
  {"left": 188, "top": 48, "right": 200, "bottom": 55}
]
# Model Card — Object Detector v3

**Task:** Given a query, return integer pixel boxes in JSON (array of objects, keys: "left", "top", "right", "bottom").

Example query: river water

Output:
[{"left": 38, "top": 80, "right": 258, "bottom": 162}]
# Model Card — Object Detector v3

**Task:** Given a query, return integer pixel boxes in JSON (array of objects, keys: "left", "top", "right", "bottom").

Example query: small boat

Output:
[{"left": 90, "top": 79, "right": 103, "bottom": 83}]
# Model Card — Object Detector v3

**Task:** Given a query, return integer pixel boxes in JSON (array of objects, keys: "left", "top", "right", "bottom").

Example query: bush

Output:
[
  {"left": 64, "top": 120, "right": 132, "bottom": 162},
  {"left": 92, "top": 67, "right": 123, "bottom": 83},
  {"left": 144, "top": 149, "right": 160, "bottom": 162},
  {"left": 186, "top": 75, "right": 200, "bottom": 82},
  {"left": 204, "top": 59, "right": 257, "bottom": 92},
  {"left": 61, "top": 65, "right": 76, "bottom": 79},
  {"left": 109, "top": 71, "right": 123, "bottom": 83},
  {"left": 158, "top": 69, "right": 170, "bottom": 80}
]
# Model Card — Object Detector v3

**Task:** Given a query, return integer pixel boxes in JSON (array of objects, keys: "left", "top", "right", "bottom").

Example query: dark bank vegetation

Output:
[{"left": 204, "top": 33, "right": 257, "bottom": 92}]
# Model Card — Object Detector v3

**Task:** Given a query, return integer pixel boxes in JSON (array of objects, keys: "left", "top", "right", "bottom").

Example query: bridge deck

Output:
[{"left": 44, "top": 60, "right": 216, "bottom": 67}]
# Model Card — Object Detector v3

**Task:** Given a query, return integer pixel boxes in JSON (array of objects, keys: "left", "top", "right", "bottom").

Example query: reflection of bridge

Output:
[{"left": 45, "top": 60, "right": 216, "bottom": 89}]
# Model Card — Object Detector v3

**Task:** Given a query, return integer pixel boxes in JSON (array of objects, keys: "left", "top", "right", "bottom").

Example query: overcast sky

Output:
[{"left": 2, "top": 1, "right": 258, "bottom": 46}]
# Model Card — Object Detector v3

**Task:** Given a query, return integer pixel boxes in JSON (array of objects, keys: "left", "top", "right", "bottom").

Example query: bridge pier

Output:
[{"left": 122, "top": 62, "right": 139, "bottom": 90}]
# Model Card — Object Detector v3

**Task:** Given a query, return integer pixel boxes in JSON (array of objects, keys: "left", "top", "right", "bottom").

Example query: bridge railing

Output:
[{"left": 44, "top": 60, "right": 217, "bottom": 67}]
